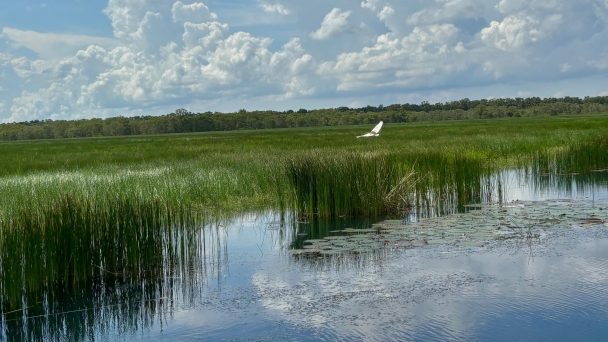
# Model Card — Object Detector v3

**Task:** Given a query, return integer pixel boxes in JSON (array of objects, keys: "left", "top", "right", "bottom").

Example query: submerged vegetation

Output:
[
  {"left": 292, "top": 198, "right": 608, "bottom": 258},
  {"left": 1, "top": 114, "right": 608, "bottom": 315}
]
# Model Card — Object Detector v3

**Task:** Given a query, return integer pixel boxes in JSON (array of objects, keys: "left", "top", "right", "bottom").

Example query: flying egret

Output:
[{"left": 356, "top": 121, "right": 383, "bottom": 138}]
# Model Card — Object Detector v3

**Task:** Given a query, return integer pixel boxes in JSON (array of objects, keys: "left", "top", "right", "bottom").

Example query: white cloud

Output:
[
  {"left": 171, "top": 1, "right": 217, "bottom": 23},
  {"left": 2, "top": 28, "right": 119, "bottom": 60},
  {"left": 319, "top": 24, "right": 463, "bottom": 91},
  {"left": 377, "top": 6, "right": 395, "bottom": 21},
  {"left": 2, "top": 0, "right": 316, "bottom": 123},
  {"left": 480, "top": 13, "right": 562, "bottom": 52},
  {"left": 588, "top": 57, "right": 608, "bottom": 70},
  {"left": 102, "top": 0, "right": 168, "bottom": 40},
  {"left": 480, "top": 15, "right": 540, "bottom": 52},
  {"left": 361, "top": 0, "right": 379, "bottom": 11},
  {"left": 259, "top": 2, "right": 290, "bottom": 15},
  {"left": 181, "top": 21, "right": 228, "bottom": 49},
  {"left": 310, "top": 8, "right": 353, "bottom": 40},
  {"left": 407, "top": 0, "right": 483, "bottom": 26}
]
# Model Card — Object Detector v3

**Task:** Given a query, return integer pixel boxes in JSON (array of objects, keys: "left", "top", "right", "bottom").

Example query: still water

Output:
[{"left": 3, "top": 171, "right": 608, "bottom": 341}]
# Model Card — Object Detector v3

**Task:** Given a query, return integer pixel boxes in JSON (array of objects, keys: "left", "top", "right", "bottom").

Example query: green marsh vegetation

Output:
[
  {"left": 1, "top": 114, "right": 608, "bottom": 313},
  {"left": 3, "top": 95, "right": 608, "bottom": 141}
]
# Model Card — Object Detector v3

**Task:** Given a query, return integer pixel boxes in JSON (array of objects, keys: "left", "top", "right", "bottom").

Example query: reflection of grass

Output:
[{"left": 2, "top": 222, "right": 228, "bottom": 342}]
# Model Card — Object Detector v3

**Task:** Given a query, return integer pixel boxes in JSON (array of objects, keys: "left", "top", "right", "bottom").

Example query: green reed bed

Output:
[
  {"left": 523, "top": 135, "right": 608, "bottom": 175},
  {"left": 285, "top": 148, "right": 506, "bottom": 219},
  {"left": 513, "top": 135, "right": 608, "bottom": 197},
  {"left": 0, "top": 194, "right": 200, "bottom": 310},
  {"left": 0, "top": 161, "right": 280, "bottom": 312},
  {"left": 286, "top": 151, "right": 416, "bottom": 218},
  {"left": 410, "top": 152, "right": 499, "bottom": 216}
]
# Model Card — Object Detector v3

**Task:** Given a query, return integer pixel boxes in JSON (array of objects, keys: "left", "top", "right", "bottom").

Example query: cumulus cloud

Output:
[
  {"left": 361, "top": 1, "right": 396, "bottom": 23},
  {"left": 310, "top": 8, "right": 353, "bottom": 40},
  {"left": 171, "top": 1, "right": 217, "bottom": 23},
  {"left": 377, "top": 6, "right": 395, "bottom": 21},
  {"left": 319, "top": 24, "right": 463, "bottom": 91},
  {"left": 361, "top": 0, "right": 379, "bottom": 11},
  {"left": 102, "top": 0, "right": 167, "bottom": 40},
  {"left": 481, "top": 0, "right": 604, "bottom": 53},
  {"left": 2, "top": 0, "right": 316, "bottom": 123},
  {"left": 480, "top": 14, "right": 557, "bottom": 52},
  {"left": 495, "top": 0, "right": 526, "bottom": 14},
  {"left": 259, "top": 2, "right": 290, "bottom": 15}
]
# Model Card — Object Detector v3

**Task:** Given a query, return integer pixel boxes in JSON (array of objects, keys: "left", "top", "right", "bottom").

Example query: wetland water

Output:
[{"left": 4, "top": 170, "right": 608, "bottom": 341}]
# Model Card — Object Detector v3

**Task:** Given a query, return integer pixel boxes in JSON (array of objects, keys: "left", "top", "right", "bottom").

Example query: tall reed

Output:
[
  {"left": 0, "top": 194, "right": 200, "bottom": 311},
  {"left": 286, "top": 151, "right": 415, "bottom": 218}
]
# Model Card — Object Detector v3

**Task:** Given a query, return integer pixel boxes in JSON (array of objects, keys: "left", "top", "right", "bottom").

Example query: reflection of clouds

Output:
[
  {"left": 250, "top": 252, "right": 488, "bottom": 339},
  {"left": 252, "top": 271, "right": 329, "bottom": 327},
  {"left": 247, "top": 235, "right": 608, "bottom": 340},
  {"left": 564, "top": 240, "right": 608, "bottom": 290}
]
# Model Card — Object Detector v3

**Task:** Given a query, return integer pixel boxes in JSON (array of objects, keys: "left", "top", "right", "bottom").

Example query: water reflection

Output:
[
  {"left": 248, "top": 231, "right": 608, "bottom": 341},
  {"left": 2, "top": 169, "right": 608, "bottom": 341},
  {"left": 0, "top": 223, "right": 229, "bottom": 342},
  {"left": 413, "top": 168, "right": 608, "bottom": 219}
]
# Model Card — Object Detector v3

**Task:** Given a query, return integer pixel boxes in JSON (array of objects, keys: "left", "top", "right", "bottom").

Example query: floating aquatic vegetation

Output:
[{"left": 291, "top": 199, "right": 608, "bottom": 258}]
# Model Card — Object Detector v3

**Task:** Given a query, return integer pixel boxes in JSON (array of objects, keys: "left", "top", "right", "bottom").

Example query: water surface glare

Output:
[{"left": 4, "top": 171, "right": 608, "bottom": 341}]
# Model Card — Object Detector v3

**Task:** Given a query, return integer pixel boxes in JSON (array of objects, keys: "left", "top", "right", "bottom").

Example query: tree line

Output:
[{"left": 2, "top": 96, "right": 608, "bottom": 141}]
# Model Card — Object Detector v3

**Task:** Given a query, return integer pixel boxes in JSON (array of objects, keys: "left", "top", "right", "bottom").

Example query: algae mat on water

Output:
[{"left": 292, "top": 199, "right": 608, "bottom": 256}]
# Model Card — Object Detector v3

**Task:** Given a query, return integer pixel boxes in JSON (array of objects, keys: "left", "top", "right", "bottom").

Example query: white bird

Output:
[{"left": 356, "top": 121, "right": 383, "bottom": 138}]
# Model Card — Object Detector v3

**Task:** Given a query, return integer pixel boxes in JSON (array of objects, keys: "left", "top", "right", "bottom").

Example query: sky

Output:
[{"left": 1, "top": 0, "right": 608, "bottom": 123}]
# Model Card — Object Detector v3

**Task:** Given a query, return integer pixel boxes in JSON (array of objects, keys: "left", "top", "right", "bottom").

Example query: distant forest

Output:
[{"left": 2, "top": 96, "right": 608, "bottom": 141}]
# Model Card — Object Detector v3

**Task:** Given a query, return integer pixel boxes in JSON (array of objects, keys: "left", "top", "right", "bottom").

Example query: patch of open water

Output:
[
  {"left": 4, "top": 170, "right": 608, "bottom": 341},
  {"left": 136, "top": 225, "right": 608, "bottom": 341}
]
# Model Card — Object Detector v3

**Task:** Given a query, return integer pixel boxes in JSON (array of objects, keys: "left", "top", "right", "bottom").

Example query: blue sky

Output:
[{"left": 1, "top": 0, "right": 608, "bottom": 122}]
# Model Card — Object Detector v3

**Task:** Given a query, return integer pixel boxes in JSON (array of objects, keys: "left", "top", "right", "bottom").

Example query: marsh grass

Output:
[
  {"left": 0, "top": 194, "right": 200, "bottom": 311},
  {"left": 286, "top": 151, "right": 416, "bottom": 218},
  {"left": 527, "top": 135, "right": 608, "bottom": 174}
]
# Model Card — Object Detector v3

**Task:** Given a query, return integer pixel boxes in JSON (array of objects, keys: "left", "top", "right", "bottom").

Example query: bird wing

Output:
[
  {"left": 371, "top": 121, "right": 383, "bottom": 134},
  {"left": 357, "top": 132, "right": 375, "bottom": 138}
]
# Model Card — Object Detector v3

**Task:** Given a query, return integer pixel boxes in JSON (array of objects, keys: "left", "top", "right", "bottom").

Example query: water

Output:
[{"left": 3, "top": 170, "right": 608, "bottom": 341}]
